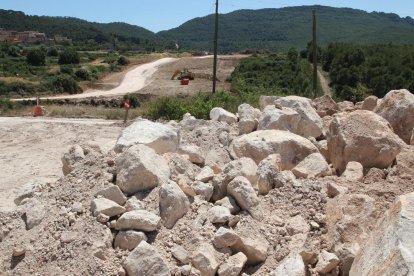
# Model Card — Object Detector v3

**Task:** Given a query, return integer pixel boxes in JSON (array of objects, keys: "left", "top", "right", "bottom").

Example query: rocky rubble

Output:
[{"left": 1, "top": 90, "right": 414, "bottom": 276}]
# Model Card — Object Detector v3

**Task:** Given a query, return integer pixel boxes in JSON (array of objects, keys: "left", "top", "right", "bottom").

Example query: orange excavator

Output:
[{"left": 171, "top": 68, "right": 195, "bottom": 81}]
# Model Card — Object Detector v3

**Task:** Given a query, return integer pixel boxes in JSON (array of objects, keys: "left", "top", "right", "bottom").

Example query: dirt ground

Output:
[{"left": 0, "top": 117, "right": 122, "bottom": 212}]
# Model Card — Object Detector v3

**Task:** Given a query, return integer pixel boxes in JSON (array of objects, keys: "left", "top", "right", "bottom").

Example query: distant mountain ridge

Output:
[
  {"left": 159, "top": 5, "right": 414, "bottom": 52},
  {"left": 1, "top": 6, "right": 414, "bottom": 52}
]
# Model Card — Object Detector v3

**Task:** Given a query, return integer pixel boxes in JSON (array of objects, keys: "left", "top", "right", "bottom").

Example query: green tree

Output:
[
  {"left": 58, "top": 49, "right": 80, "bottom": 65},
  {"left": 26, "top": 49, "right": 46, "bottom": 66}
]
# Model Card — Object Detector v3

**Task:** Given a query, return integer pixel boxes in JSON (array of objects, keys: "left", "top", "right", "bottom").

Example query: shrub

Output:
[
  {"left": 27, "top": 49, "right": 46, "bottom": 66},
  {"left": 47, "top": 48, "right": 59, "bottom": 57},
  {"left": 50, "top": 75, "right": 82, "bottom": 94},
  {"left": 75, "top": 69, "right": 90, "bottom": 80},
  {"left": 58, "top": 49, "right": 80, "bottom": 65},
  {"left": 117, "top": 56, "right": 129, "bottom": 66}
]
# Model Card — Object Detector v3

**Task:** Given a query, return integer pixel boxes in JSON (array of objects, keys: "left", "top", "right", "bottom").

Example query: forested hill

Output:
[
  {"left": 0, "top": 10, "right": 171, "bottom": 49},
  {"left": 159, "top": 5, "right": 414, "bottom": 52}
]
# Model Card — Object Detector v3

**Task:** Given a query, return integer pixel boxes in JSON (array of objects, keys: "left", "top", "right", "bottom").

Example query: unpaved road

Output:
[
  {"left": 317, "top": 67, "right": 332, "bottom": 96},
  {"left": 0, "top": 117, "right": 122, "bottom": 212},
  {"left": 13, "top": 55, "right": 245, "bottom": 101}
]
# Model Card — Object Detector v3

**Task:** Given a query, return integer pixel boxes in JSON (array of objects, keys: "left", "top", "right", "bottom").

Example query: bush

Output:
[
  {"left": 0, "top": 98, "right": 15, "bottom": 110},
  {"left": 60, "top": 66, "right": 74, "bottom": 75},
  {"left": 58, "top": 49, "right": 80, "bottom": 65},
  {"left": 47, "top": 48, "right": 59, "bottom": 57},
  {"left": 117, "top": 56, "right": 129, "bottom": 66},
  {"left": 27, "top": 49, "right": 46, "bottom": 66},
  {"left": 75, "top": 69, "right": 90, "bottom": 80},
  {"left": 50, "top": 75, "right": 82, "bottom": 94}
]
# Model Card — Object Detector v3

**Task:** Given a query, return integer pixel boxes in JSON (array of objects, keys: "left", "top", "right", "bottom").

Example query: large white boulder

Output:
[
  {"left": 218, "top": 252, "right": 247, "bottom": 276},
  {"left": 210, "top": 107, "right": 237, "bottom": 124},
  {"left": 313, "top": 95, "right": 339, "bottom": 117},
  {"left": 327, "top": 110, "right": 404, "bottom": 173},
  {"left": 259, "top": 95, "right": 279, "bottom": 110},
  {"left": 116, "top": 144, "right": 170, "bottom": 195},
  {"left": 238, "top": 103, "right": 259, "bottom": 135},
  {"left": 270, "top": 254, "right": 306, "bottom": 276},
  {"left": 375, "top": 89, "right": 414, "bottom": 144},
  {"left": 341, "top": 161, "right": 364, "bottom": 182},
  {"left": 159, "top": 181, "right": 190, "bottom": 229},
  {"left": 350, "top": 192, "right": 414, "bottom": 276},
  {"left": 95, "top": 185, "right": 127, "bottom": 206},
  {"left": 123, "top": 241, "right": 170, "bottom": 276},
  {"left": 274, "top": 96, "right": 323, "bottom": 138},
  {"left": 361, "top": 95, "right": 378, "bottom": 111},
  {"left": 61, "top": 144, "right": 84, "bottom": 175},
  {"left": 114, "top": 230, "right": 147, "bottom": 251},
  {"left": 192, "top": 244, "right": 219, "bottom": 276},
  {"left": 227, "top": 176, "right": 260, "bottom": 218},
  {"left": 116, "top": 210, "right": 161, "bottom": 232},
  {"left": 256, "top": 154, "right": 281, "bottom": 195},
  {"left": 22, "top": 198, "right": 45, "bottom": 230},
  {"left": 114, "top": 119, "right": 179, "bottom": 153},
  {"left": 230, "top": 130, "right": 319, "bottom": 166},
  {"left": 258, "top": 106, "right": 301, "bottom": 133},
  {"left": 291, "top": 152, "right": 330, "bottom": 179},
  {"left": 90, "top": 198, "right": 126, "bottom": 217}
]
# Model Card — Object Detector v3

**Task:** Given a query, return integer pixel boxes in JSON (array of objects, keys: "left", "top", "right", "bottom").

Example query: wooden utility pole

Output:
[
  {"left": 212, "top": 0, "right": 219, "bottom": 94},
  {"left": 312, "top": 9, "right": 317, "bottom": 98}
]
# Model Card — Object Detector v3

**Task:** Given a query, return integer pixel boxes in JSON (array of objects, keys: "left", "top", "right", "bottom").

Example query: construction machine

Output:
[{"left": 171, "top": 68, "right": 195, "bottom": 80}]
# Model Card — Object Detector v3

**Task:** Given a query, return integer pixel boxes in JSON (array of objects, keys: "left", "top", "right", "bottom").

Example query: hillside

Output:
[
  {"left": 0, "top": 10, "right": 169, "bottom": 49},
  {"left": 159, "top": 5, "right": 414, "bottom": 52}
]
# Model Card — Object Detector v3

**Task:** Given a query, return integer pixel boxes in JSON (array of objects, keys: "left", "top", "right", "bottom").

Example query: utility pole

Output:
[
  {"left": 212, "top": 0, "right": 219, "bottom": 94},
  {"left": 312, "top": 9, "right": 317, "bottom": 98}
]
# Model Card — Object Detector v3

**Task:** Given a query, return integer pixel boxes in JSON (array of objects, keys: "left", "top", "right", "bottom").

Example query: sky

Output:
[{"left": 0, "top": 0, "right": 413, "bottom": 33}]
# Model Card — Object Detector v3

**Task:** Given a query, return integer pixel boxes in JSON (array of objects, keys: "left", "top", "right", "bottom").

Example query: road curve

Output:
[{"left": 13, "top": 57, "right": 178, "bottom": 101}]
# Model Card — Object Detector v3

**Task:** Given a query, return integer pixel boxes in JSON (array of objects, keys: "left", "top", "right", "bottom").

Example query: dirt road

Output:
[
  {"left": 317, "top": 67, "right": 332, "bottom": 96},
  {"left": 0, "top": 117, "right": 122, "bottom": 212},
  {"left": 13, "top": 55, "right": 245, "bottom": 101}
]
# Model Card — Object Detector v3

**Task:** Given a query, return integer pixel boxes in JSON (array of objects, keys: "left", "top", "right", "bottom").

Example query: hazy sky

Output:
[{"left": 0, "top": 0, "right": 413, "bottom": 32}]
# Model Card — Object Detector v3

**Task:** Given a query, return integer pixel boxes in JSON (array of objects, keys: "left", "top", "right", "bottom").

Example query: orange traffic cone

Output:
[{"left": 33, "top": 96, "right": 43, "bottom": 117}]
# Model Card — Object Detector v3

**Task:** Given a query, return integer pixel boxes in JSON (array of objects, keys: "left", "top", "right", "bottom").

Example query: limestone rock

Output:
[
  {"left": 91, "top": 198, "right": 126, "bottom": 217},
  {"left": 361, "top": 95, "right": 378, "bottom": 111},
  {"left": 124, "top": 197, "right": 145, "bottom": 212},
  {"left": 212, "top": 158, "right": 258, "bottom": 201},
  {"left": 341, "top": 161, "right": 364, "bottom": 182},
  {"left": 22, "top": 198, "right": 45, "bottom": 230},
  {"left": 315, "top": 250, "right": 340, "bottom": 274},
  {"left": 270, "top": 254, "right": 306, "bottom": 276},
  {"left": 208, "top": 206, "right": 232, "bottom": 224},
  {"left": 375, "top": 89, "right": 414, "bottom": 144},
  {"left": 192, "top": 181, "right": 214, "bottom": 201},
  {"left": 337, "top": 101, "right": 355, "bottom": 112},
  {"left": 350, "top": 192, "right": 414, "bottom": 276},
  {"left": 116, "top": 144, "right": 170, "bottom": 195},
  {"left": 227, "top": 176, "right": 260, "bottom": 218},
  {"left": 286, "top": 215, "right": 310, "bottom": 236},
  {"left": 171, "top": 244, "right": 190, "bottom": 264},
  {"left": 411, "top": 129, "right": 414, "bottom": 145},
  {"left": 215, "top": 196, "right": 240, "bottom": 214},
  {"left": 326, "top": 182, "right": 348, "bottom": 198},
  {"left": 313, "top": 95, "right": 339, "bottom": 117},
  {"left": 292, "top": 152, "right": 330, "bottom": 178},
  {"left": 232, "top": 236, "right": 269, "bottom": 265},
  {"left": 274, "top": 95, "right": 323, "bottom": 138},
  {"left": 114, "top": 230, "right": 147, "bottom": 251},
  {"left": 195, "top": 166, "right": 215, "bottom": 182},
  {"left": 210, "top": 107, "right": 237, "bottom": 124},
  {"left": 179, "top": 145, "right": 205, "bottom": 164},
  {"left": 258, "top": 105, "right": 301, "bottom": 133},
  {"left": 159, "top": 181, "right": 190, "bottom": 229},
  {"left": 218, "top": 252, "right": 247, "bottom": 276},
  {"left": 274, "top": 171, "right": 299, "bottom": 188},
  {"left": 327, "top": 110, "right": 404, "bottom": 173},
  {"left": 116, "top": 210, "right": 161, "bottom": 232},
  {"left": 230, "top": 130, "right": 318, "bottom": 165},
  {"left": 259, "top": 95, "right": 279, "bottom": 110},
  {"left": 238, "top": 103, "right": 259, "bottom": 135},
  {"left": 257, "top": 154, "right": 281, "bottom": 195},
  {"left": 14, "top": 182, "right": 36, "bottom": 206},
  {"left": 95, "top": 185, "right": 127, "bottom": 206},
  {"left": 61, "top": 144, "right": 84, "bottom": 175},
  {"left": 213, "top": 227, "right": 241, "bottom": 248},
  {"left": 192, "top": 244, "right": 219, "bottom": 276},
  {"left": 114, "top": 119, "right": 179, "bottom": 154},
  {"left": 123, "top": 241, "right": 170, "bottom": 276}
]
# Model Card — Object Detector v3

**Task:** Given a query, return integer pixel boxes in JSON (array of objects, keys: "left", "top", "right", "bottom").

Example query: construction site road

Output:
[
  {"left": 12, "top": 55, "right": 245, "bottom": 101},
  {"left": 0, "top": 117, "right": 123, "bottom": 212}
]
